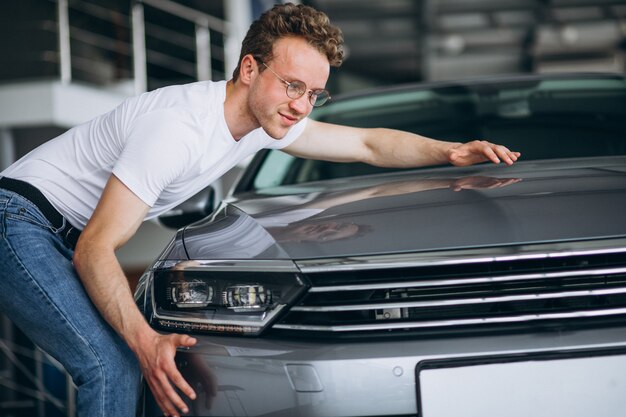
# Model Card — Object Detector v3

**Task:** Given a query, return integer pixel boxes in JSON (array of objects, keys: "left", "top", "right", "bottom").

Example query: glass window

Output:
[{"left": 253, "top": 150, "right": 297, "bottom": 190}]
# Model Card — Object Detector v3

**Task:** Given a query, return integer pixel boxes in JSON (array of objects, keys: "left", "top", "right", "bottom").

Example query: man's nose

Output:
[{"left": 288, "top": 93, "right": 310, "bottom": 114}]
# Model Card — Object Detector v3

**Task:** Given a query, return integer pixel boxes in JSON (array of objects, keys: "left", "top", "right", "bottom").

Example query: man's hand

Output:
[
  {"left": 448, "top": 140, "right": 521, "bottom": 167},
  {"left": 135, "top": 331, "right": 198, "bottom": 417}
]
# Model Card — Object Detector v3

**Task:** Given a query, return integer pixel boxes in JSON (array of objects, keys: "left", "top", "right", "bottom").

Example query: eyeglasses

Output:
[{"left": 259, "top": 61, "right": 331, "bottom": 107}]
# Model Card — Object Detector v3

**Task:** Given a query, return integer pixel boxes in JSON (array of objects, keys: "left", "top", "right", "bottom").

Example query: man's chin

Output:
[{"left": 262, "top": 127, "right": 289, "bottom": 140}]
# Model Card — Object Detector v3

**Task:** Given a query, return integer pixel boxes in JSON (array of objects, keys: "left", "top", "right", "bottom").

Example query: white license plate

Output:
[{"left": 417, "top": 351, "right": 626, "bottom": 417}]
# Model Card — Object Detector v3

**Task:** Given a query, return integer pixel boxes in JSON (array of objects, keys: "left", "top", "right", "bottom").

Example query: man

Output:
[{"left": 0, "top": 3, "right": 520, "bottom": 417}]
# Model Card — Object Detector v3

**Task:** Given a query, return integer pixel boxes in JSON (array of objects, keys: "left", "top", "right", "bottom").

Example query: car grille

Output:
[{"left": 272, "top": 244, "right": 626, "bottom": 335}]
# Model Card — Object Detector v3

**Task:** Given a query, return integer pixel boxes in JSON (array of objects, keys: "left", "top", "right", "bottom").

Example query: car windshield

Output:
[{"left": 248, "top": 75, "right": 626, "bottom": 191}]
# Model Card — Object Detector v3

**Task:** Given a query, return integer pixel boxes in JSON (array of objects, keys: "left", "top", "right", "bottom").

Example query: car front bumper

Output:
[{"left": 142, "top": 323, "right": 626, "bottom": 417}]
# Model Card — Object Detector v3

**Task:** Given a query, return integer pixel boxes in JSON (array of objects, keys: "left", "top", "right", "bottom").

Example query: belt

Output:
[{"left": 0, "top": 177, "right": 82, "bottom": 250}]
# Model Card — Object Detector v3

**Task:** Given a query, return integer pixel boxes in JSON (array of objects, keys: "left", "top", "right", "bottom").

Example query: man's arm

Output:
[
  {"left": 284, "top": 120, "right": 520, "bottom": 167},
  {"left": 72, "top": 174, "right": 195, "bottom": 417}
]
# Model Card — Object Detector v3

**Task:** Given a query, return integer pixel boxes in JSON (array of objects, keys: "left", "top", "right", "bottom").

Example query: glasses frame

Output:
[{"left": 257, "top": 59, "right": 331, "bottom": 107}]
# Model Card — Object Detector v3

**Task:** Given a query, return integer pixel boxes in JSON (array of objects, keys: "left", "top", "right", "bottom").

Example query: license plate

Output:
[{"left": 417, "top": 350, "right": 626, "bottom": 417}]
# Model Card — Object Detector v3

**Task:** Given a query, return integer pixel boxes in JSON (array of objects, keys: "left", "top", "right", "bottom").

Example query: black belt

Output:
[{"left": 0, "top": 177, "right": 82, "bottom": 250}]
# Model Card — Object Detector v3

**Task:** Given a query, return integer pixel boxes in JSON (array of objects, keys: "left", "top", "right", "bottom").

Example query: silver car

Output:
[{"left": 136, "top": 73, "right": 626, "bottom": 417}]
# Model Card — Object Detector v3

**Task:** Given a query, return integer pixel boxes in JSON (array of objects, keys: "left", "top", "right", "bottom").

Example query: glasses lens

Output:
[
  {"left": 286, "top": 81, "right": 307, "bottom": 100},
  {"left": 311, "top": 90, "right": 330, "bottom": 107}
]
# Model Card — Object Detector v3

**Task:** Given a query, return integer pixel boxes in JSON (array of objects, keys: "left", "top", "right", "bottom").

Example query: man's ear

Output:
[{"left": 238, "top": 54, "right": 258, "bottom": 86}]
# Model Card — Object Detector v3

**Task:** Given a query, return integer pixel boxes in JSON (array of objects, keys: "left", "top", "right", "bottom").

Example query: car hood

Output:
[{"left": 182, "top": 157, "right": 626, "bottom": 260}]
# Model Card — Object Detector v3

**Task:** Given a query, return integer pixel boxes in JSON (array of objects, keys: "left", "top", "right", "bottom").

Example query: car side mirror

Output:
[{"left": 157, "top": 186, "right": 217, "bottom": 229}]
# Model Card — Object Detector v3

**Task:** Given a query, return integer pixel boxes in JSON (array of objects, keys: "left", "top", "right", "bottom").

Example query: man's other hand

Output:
[
  {"left": 136, "top": 331, "right": 197, "bottom": 417},
  {"left": 448, "top": 140, "right": 521, "bottom": 167}
]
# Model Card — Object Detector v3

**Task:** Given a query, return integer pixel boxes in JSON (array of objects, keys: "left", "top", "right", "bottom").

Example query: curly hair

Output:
[{"left": 232, "top": 3, "right": 344, "bottom": 81}]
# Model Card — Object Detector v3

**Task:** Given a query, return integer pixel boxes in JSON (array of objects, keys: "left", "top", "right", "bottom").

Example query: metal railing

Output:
[
  {"left": 131, "top": 0, "right": 229, "bottom": 92},
  {"left": 31, "top": 0, "right": 228, "bottom": 92}
]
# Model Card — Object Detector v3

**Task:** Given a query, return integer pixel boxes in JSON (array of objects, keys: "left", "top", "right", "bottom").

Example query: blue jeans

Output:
[{"left": 0, "top": 189, "right": 141, "bottom": 416}]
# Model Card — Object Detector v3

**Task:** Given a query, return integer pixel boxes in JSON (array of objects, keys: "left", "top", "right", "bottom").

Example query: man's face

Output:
[{"left": 248, "top": 37, "right": 330, "bottom": 139}]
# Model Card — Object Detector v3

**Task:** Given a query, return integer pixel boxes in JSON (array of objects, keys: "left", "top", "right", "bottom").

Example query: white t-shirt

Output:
[{"left": 2, "top": 80, "right": 307, "bottom": 229}]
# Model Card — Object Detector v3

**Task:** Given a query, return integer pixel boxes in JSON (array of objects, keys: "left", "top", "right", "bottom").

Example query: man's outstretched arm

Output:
[
  {"left": 72, "top": 174, "right": 196, "bottom": 417},
  {"left": 284, "top": 119, "right": 520, "bottom": 167}
]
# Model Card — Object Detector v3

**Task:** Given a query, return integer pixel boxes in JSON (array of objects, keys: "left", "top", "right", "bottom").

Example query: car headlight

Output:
[{"left": 144, "top": 260, "right": 307, "bottom": 336}]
